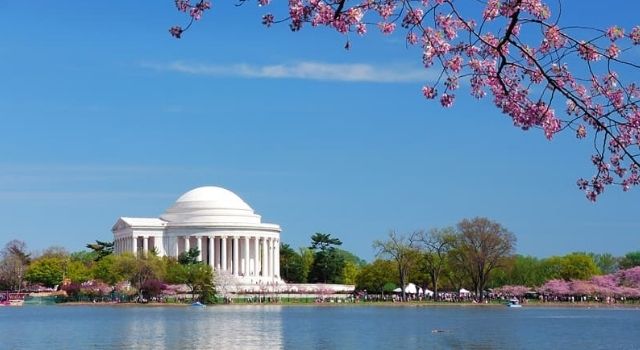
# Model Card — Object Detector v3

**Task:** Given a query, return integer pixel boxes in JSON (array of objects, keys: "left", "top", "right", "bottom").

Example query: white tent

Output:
[
  {"left": 393, "top": 283, "right": 419, "bottom": 294},
  {"left": 459, "top": 288, "right": 471, "bottom": 295},
  {"left": 423, "top": 288, "right": 434, "bottom": 296},
  {"left": 404, "top": 283, "right": 418, "bottom": 294}
]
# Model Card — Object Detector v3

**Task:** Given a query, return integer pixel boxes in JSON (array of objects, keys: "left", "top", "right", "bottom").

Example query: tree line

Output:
[
  {"left": 1, "top": 217, "right": 639, "bottom": 303},
  {"left": 0, "top": 241, "right": 214, "bottom": 302},
  {"left": 279, "top": 218, "right": 640, "bottom": 301}
]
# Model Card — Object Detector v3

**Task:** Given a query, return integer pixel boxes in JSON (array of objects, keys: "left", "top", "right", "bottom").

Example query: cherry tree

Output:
[
  {"left": 171, "top": 0, "right": 640, "bottom": 201},
  {"left": 493, "top": 284, "right": 530, "bottom": 297}
]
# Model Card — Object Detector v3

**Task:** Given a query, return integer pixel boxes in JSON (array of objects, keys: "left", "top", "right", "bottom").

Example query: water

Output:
[{"left": 1, "top": 305, "right": 639, "bottom": 349}]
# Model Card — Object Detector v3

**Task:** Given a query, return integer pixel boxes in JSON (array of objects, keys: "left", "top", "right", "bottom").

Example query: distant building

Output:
[{"left": 112, "top": 186, "right": 282, "bottom": 285}]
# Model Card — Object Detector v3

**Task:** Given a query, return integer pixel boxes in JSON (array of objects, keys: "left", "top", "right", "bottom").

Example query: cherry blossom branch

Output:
[{"left": 170, "top": 0, "right": 640, "bottom": 201}]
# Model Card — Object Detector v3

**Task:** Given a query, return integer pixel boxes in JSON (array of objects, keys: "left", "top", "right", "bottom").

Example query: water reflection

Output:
[
  {"left": 2, "top": 305, "right": 640, "bottom": 349},
  {"left": 117, "top": 305, "right": 283, "bottom": 350}
]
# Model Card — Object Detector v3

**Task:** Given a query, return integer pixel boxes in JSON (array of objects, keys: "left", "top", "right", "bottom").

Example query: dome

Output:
[
  {"left": 174, "top": 186, "right": 252, "bottom": 210},
  {"left": 161, "top": 186, "right": 261, "bottom": 225}
]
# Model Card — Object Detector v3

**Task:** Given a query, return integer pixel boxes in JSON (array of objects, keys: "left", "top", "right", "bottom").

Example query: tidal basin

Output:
[{"left": 2, "top": 305, "right": 640, "bottom": 349}]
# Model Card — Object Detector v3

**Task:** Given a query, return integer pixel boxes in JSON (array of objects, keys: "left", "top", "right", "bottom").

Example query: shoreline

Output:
[{"left": 52, "top": 301, "right": 640, "bottom": 309}]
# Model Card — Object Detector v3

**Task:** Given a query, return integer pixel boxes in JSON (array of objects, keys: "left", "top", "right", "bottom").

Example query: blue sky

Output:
[{"left": 0, "top": 1, "right": 638, "bottom": 260}]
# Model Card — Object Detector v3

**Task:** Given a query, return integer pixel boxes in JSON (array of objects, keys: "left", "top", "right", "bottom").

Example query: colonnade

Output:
[{"left": 114, "top": 235, "right": 280, "bottom": 278}]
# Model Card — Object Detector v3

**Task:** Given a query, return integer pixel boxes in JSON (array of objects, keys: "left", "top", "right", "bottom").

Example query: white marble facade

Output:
[{"left": 112, "top": 186, "right": 281, "bottom": 284}]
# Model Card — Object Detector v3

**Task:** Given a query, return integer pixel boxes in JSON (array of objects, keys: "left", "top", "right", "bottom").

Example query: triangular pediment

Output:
[{"left": 112, "top": 217, "right": 167, "bottom": 232}]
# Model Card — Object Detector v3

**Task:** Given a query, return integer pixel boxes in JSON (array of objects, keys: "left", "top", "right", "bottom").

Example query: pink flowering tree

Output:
[
  {"left": 617, "top": 266, "right": 640, "bottom": 288},
  {"left": 568, "top": 280, "right": 595, "bottom": 297},
  {"left": 493, "top": 284, "right": 530, "bottom": 297},
  {"left": 590, "top": 274, "right": 620, "bottom": 297},
  {"left": 171, "top": 0, "right": 640, "bottom": 201},
  {"left": 538, "top": 279, "right": 571, "bottom": 296}
]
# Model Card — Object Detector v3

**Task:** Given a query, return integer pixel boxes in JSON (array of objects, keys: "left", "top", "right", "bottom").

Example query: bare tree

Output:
[
  {"left": 450, "top": 217, "right": 516, "bottom": 301},
  {"left": 417, "top": 228, "right": 455, "bottom": 300},
  {"left": 373, "top": 230, "right": 421, "bottom": 301},
  {"left": 0, "top": 240, "right": 30, "bottom": 291}
]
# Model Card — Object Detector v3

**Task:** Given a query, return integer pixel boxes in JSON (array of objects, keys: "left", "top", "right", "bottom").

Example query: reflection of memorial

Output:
[
  {"left": 118, "top": 306, "right": 284, "bottom": 350},
  {"left": 112, "top": 186, "right": 282, "bottom": 284}
]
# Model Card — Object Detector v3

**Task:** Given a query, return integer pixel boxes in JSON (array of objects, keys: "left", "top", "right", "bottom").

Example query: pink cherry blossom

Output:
[
  {"left": 422, "top": 86, "right": 437, "bottom": 99},
  {"left": 607, "top": 26, "right": 625, "bottom": 41},
  {"left": 378, "top": 22, "right": 396, "bottom": 35},
  {"left": 440, "top": 93, "right": 454, "bottom": 107}
]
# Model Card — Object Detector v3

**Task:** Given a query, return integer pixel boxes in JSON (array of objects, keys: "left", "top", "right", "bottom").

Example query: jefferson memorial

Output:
[{"left": 112, "top": 186, "right": 282, "bottom": 284}]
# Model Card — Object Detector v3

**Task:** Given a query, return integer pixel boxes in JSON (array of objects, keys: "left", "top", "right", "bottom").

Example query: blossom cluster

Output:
[{"left": 170, "top": 1, "right": 212, "bottom": 38}]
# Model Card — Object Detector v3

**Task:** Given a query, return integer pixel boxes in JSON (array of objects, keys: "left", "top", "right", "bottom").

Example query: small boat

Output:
[
  {"left": 0, "top": 292, "right": 24, "bottom": 307},
  {"left": 9, "top": 300, "right": 24, "bottom": 306},
  {"left": 191, "top": 301, "right": 206, "bottom": 307},
  {"left": 506, "top": 298, "right": 522, "bottom": 308}
]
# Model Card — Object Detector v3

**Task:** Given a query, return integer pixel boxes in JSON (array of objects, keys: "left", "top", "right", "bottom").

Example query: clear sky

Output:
[{"left": 0, "top": 1, "right": 638, "bottom": 261}]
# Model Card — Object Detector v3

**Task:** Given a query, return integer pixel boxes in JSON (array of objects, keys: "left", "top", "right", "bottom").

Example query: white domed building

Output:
[{"left": 112, "top": 186, "right": 282, "bottom": 285}]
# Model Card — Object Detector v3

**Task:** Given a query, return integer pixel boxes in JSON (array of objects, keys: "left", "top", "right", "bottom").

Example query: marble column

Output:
[
  {"left": 221, "top": 236, "right": 227, "bottom": 271},
  {"left": 143, "top": 237, "right": 149, "bottom": 256},
  {"left": 244, "top": 236, "right": 250, "bottom": 276},
  {"left": 275, "top": 239, "right": 280, "bottom": 277},
  {"left": 132, "top": 237, "right": 138, "bottom": 255},
  {"left": 208, "top": 236, "right": 215, "bottom": 267},
  {"left": 269, "top": 238, "right": 274, "bottom": 278},
  {"left": 253, "top": 237, "right": 259, "bottom": 276},
  {"left": 184, "top": 236, "right": 190, "bottom": 253},
  {"left": 197, "top": 236, "right": 203, "bottom": 262},
  {"left": 232, "top": 237, "right": 239, "bottom": 276},
  {"left": 155, "top": 236, "right": 163, "bottom": 256},
  {"left": 174, "top": 236, "right": 179, "bottom": 257},
  {"left": 262, "top": 238, "right": 268, "bottom": 277}
]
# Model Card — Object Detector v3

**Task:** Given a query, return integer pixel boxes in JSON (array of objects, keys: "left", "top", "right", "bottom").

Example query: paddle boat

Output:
[
  {"left": 0, "top": 292, "right": 25, "bottom": 307},
  {"left": 506, "top": 298, "right": 522, "bottom": 308},
  {"left": 191, "top": 301, "right": 206, "bottom": 308}
]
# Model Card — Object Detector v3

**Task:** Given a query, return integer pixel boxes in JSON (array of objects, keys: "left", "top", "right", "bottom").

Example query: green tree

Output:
[
  {"left": 619, "top": 251, "right": 640, "bottom": 269},
  {"left": 450, "top": 217, "right": 516, "bottom": 301},
  {"left": 25, "top": 256, "right": 66, "bottom": 287},
  {"left": 112, "top": 253, "right": 165, "bottom": 301},
  {"left": 92, "top": 254, "right": 125, "bottom": 285},
  {"left": 308, "top": 233, "right": 345, "bottom": 283},
  {"left": 443, "top": 253, "right": 471, "bottom": 292},
  {"left": 178, "top": 248, "right": 201, "bottom": 265},
  {"left": 299, "top": 248, "right": 314, "bottom": 283},
  {"left": 70, "top": 251, "right": 97, "bottom": 265},
  {"left": 341, "top": 261, "right": 360, "bottom": 285},
  {"left": 356, "top": 259, "right": 397, "bottom": 294},
  {"left": 279, "top": 243, "right": 304, "bottom": 283},
  {"left": 493, "top": 255, "right": 547, "bottom": 287},
  {"left": 590, "top": 252, "right": 619, "bottom": 274},
  {"left": 373, "top": 230, "right": 421, "bottom": 301},
  {"left": 310, "top": 233, "right": 342, "bottom": 251},
  {"left": 335, "top": 249, "right": 367, "bottom": 267},
  {"left": 167, "top": 253, "right": 214, "bottom": 302},
  {"left": 66, "top": 260, "right": 93, "bottom": 283},
  {"left": 85, "top": 240, "right": 114, "bottom": 261},
  {"left": 335, "top": 249, "right": 365, "bottom": 285},
  {"left": 542, "top": 252, "right": 600, "bottom": 280}
]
